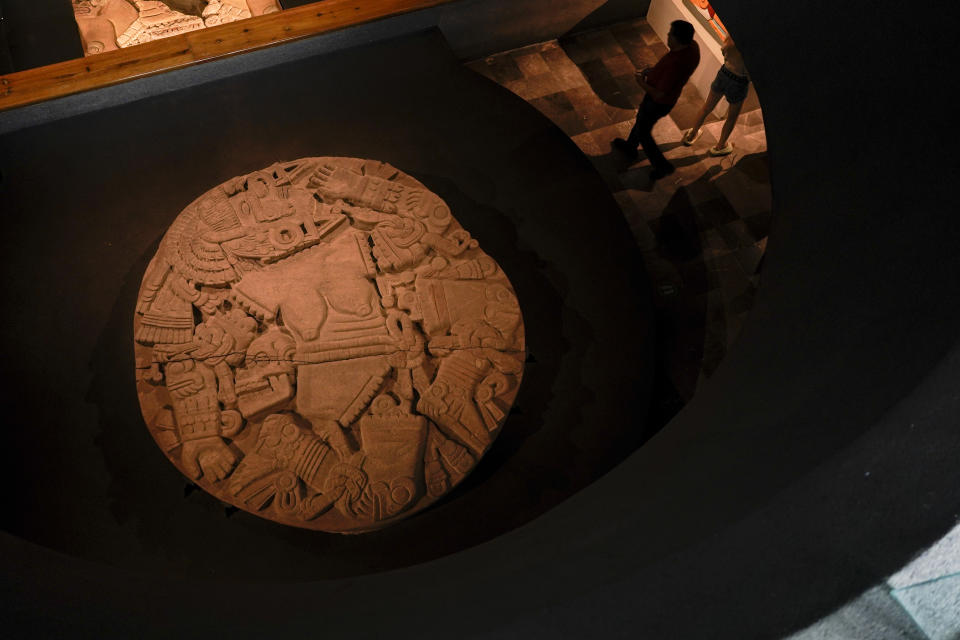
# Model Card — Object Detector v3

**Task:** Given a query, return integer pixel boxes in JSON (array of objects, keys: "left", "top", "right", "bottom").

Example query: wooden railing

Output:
[{"left": 0, "top": 0, "right": 448, "bottom": 113}]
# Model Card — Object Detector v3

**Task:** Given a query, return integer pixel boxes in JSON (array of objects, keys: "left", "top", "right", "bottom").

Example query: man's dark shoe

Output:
[
  {"left": 649, "top": 164, "right": 676, "bottom": 181},
  {"left": 612, "top": 138, "right": 639, "bottom": 158}
]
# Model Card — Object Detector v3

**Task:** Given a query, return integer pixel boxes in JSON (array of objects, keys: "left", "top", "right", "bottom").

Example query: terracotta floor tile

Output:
[
  {"left": 577, "top": 58, "right": 614, "bottom": 85},
  {"left": 743, "top": 212, "right": 774, "bottom": 241},
  {"left": 734, "top": 245, "right": 765, "bottom": 278},
  {"left": 603, "top": 53, "right": 637, "bottom": 77},
  {"left": 575, "top": 30, "right": 626, "bottom": 60},
  {"left": 541, "top": 54, "right": 588, "bottom": 82},
  {"left": 740, "top": 84, "right": 762, "bottom": 112},
  {"left": 586, "top": 156, "right": 626, "bottom": 192},
  {"left": 739, "top": 131, "right": 769, "bottom": 152},
  {"left": 589, "top": 77, "right": 635, "bottom": 111},
  {"left": 696, "top": 197, "right": 741, "bottom": 227},
  {"left": 570, "top": 131, "right": 604, "bottom": 156},
  {"left": 464, "top": 59, "right": 487, "bottom": 75},
  {"left": 519, "top": 73, "right": 569, "bottom": 100},
  {"left": 650, "top": 113, "right": 685, "bottom": 142},
  {"left": 671, "top": 99, "right": 710, "bottom": 131},
  {"left": 636, "top": 21, "right": 661, "bottom": 45},
  {"left": 609, "top": 25, "right": 646, "bottom": 51},
  {"left": 613, "top": 188, "right": 642, "bottom": 215},
  {"left": 602, "top": 101, "right": 638, "bottom": 124},
  {"left": 740, "top": 108, "right": 765, "bottom": 127},
  {"left": 715, "top": 219, "right": 754, "bottom": 250},
  {"left": 621, "top": 43, "right": 662, "bottom": 70},
  {"left": 701, "top": 228, "right": 731, "bottom": 258},
  {"left": 549, "top": 111, "right": 589, "bottom": 137},
  {"left": 501, "top": 78, "right": 528, "bottom": 98},
  {"left": 723, "top": 313, "right": 746, "bottom": 350},
  {"left": 714, "top": 171, "right": 773, "bottom": 219},
  {"left": 515, "top": 52, "right": 552, "bottom": 77},
  {"left": 575, "top": 103, "right": 618, "bottom": 131},
  {"left": 701, "top": 120, "right": 726, "bottom": 139},
  {"left": 612, "top": 74, "right": 644, "bottom": 105},
  {"left": 617, "top": 165, "right": 655, "bottom": 192},
  {"left": 528, "top": 91, "right": 576, "bottom": 120},
  {"left": 590, "top": 121, "right": 628, "bottom": 147},
  {"left": 677, "top": 260, "right": 712, "bottom": 295},
  {"left": 679, "top": 170, "right": 723, "bottom": 206},
  {"left": 541, "top": 44, "right": 579, "bottom": 69},
  {"left": 629, "top": 216, "right": 659, "bottom": 252},
  {"left": 552, "top": 64, "right": 590, "bottom": 92},
  {"left": 474, "top": 55, "right": 524, "bottom": 84},
  {"left": 564, "top": 84, "right": 604, "bottom": 110},
  {"left": 634, "top": 195, "right": 674, "bottom": 225},
  {"left": 704, "top": 289, "right": 728, "bottom": 323},
  {"left": 736, "top": 121, "right": 766, "bottom": 137},
  {"left": 557, "top": 37, "right": 597, "bottom": 64}
]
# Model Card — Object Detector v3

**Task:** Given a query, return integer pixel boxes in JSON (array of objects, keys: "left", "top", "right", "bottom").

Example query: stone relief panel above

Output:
[
  {"left": 71, "top": 0, "right": 282, "bottom": 56},
  {"left": 134, "top": 158, "right": 526, "bottom": 533}
]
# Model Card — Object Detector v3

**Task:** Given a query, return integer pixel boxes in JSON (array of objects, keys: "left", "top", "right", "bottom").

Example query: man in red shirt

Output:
[{"left": 613, "top": 20, "right": 700, "bottom": 180}]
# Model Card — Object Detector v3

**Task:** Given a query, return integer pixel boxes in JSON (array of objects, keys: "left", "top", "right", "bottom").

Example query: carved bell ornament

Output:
[{"left": 134, "top": 158, "right": 525, "bottom": 533}]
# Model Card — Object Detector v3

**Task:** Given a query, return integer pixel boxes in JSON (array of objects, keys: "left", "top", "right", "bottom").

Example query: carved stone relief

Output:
[
  {"left": 71, "top": 0, "right": 282, "bottom": 56},
  {"left": 134, "top": 158, "right": 525, "bottom": 532}
]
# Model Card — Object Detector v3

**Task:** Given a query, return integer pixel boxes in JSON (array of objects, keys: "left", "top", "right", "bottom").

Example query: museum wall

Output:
[{"left": 0, "top": 0, "right": 650, "bottom": 72}]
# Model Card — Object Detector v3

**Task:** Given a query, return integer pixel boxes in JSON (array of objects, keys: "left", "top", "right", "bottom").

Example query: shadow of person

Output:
[
  {"left": 557, "top": 36, "right": 640, "bottom": 112},
  {"left": 617, "top": 154, "right": 703, "bottom": 192},
  {"left": 726, "top": 149, "right": 770, "bottom": 183}
]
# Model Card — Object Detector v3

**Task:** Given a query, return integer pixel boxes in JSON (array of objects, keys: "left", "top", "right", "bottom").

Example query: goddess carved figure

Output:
[{"left": 134, "top": 158, "right": 525, "bottom": 532}]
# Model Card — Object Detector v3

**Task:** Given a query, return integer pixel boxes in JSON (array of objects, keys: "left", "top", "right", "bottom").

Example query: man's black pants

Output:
[{"left": 626, "top": 95, "right": 675, "bottom": 171}]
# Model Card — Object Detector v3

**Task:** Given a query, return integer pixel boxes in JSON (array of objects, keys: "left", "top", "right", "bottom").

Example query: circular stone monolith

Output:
[{"left": 133, "top": 157, "right": 525, "bottom": 533}]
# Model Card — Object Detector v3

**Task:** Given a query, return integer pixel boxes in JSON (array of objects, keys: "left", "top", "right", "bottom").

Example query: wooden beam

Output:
[{"left": 0, "top": 0, "right": 450, "bottom": 113}]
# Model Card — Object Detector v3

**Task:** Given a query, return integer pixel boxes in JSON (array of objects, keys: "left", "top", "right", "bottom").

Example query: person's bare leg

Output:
[
  {"left": 683, "top": 89, "right": 722, "bottom": 143},
  {"left": 715, "top": 99, "right": 744, "bottom": 149}
]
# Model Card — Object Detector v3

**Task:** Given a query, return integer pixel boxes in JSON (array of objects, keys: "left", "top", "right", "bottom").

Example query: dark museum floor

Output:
[{"left": 468, "top": 17, "right": 770, "bottom": 403}]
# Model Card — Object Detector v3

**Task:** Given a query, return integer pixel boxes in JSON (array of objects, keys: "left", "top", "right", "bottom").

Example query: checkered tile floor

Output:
[{"left": 466, "top": 18, "right": 772, "bottom": 401}]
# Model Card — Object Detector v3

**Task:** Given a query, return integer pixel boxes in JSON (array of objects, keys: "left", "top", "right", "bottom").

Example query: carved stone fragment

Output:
[
  {"left": 134, "top": 158, "right": 525, "bottom": 532},
  {"left": 71, "top": 0, "right": 282, "bottom": 56}
]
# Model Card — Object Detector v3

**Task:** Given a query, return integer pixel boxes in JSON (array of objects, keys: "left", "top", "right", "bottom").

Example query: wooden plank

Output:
[
  {"left": 0, "top": 38, "right": 197, "bottom": 108},
  {"left": 0, "top": 0, "right": 449, "bottom": 113}
]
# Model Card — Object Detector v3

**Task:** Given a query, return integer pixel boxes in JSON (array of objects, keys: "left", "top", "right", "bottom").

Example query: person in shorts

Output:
[{"left": 681, "top": 35, "right": 750, "bottom": 156}]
